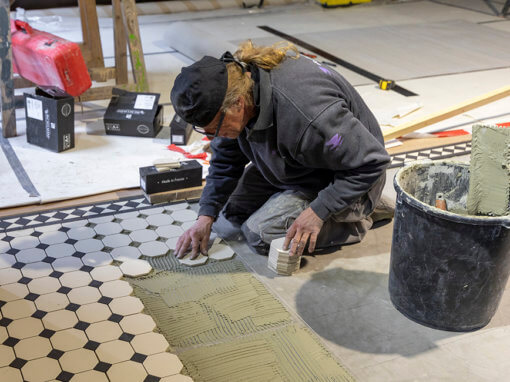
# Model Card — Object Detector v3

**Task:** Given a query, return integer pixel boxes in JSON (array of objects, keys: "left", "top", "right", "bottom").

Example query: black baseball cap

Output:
[{"left": 170, "top": 56, "right": 228, "bottom": 127}]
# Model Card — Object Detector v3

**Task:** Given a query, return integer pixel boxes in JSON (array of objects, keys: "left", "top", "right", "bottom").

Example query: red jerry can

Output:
[{"left": 10, "top": 20, "right": 92, "bottom": 97}]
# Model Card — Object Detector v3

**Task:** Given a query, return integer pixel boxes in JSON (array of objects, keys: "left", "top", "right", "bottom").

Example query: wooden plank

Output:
[
  {"left": 0, "top": 1, "right": 16, "bottom": 138},
  {"left": 383, "top": 85, "right": 510, "bottom": 141},
  {"left": 143, "top": 184, "right": 204, "bottom": 205},
  {"left": 121, "top": 0, "right": 149, "bottom": 92},
  {"left": 78, "top": 0, "right": 104, "bottom": 69},
  {"left": 75, "top": 83, "right": 138, "bottom": 102},
  {"left": 13, "top": 76, "right": 35, "bottom": 89},
  {"left": 88, "top": 67, "right": 117, "bottom": 82},
  {"left": 112, "top": 0, "right": 128, "bottom": 85}
]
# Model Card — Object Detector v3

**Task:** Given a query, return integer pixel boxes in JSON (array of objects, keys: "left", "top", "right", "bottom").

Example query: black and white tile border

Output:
[{"left": 389, "top": 141, "right": 471, "bottom": 169}]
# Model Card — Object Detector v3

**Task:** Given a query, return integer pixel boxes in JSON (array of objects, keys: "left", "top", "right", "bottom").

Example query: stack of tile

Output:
[{"left": 267, "top": 237, "right": 301, "bottom": 276}]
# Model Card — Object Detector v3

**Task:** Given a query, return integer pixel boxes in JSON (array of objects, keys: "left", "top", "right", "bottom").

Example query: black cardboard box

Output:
[
  {"left": 24, "top": 87, "right": 75, "bottom": 152},
  {"left": 104, "top": 88, "right": 163, "bottom": 137},
  {"left": 170, "top": 114, "right": 192, "bottom": 145},
  {"left": 140, "top": 160, "right": 202, "bottom": 194}
]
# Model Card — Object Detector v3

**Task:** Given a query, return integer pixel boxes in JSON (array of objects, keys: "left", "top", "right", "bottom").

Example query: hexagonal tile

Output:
[
  {"left": 6, "top": 317, "right": 43, "bottom": 340},
  {"left": 161, "top": 375, "right": 193, "bottom": 382},
  {"left": 86, "top": 321, "right": 123, "bottom": 343},
  {"left": 119, "top": 260, "right": 152, "bottom": 277},
  {"left": 52, "top": 257, "right": 83, "bottom": 273},
  {"left": 99, "top": 280, "right": 132, "bottom": 298},
  {"left": 90, "top": 266, "right": 123, "bottom": 282},
  {"left": 120, "top": 314, "right": 156, "bottom": 335},
  {"left": 110, "top": 246, "right": 141, "bottom": 262},
  {"left": 60, "top": 348, "right": 99, "bottom": 374},
  {"left": 90, "top": 215, "right": 116, "bottom": 224},
  {"left": 21, "top": 262, "right": 52, "bottom": 279},
  {"left": 155, "top": 225, "right": 184, "bottom": 239},
  {"left": 102, "top": 234, "right": 132, "bottom": 249},
  {"left": 141, "top": 207, "right": 165, "bottom": 215},
  {"left": 45, "top": 243, "right": 75, "bottom": 259},
  {"left": 39, "top": 231, "right": 68, "bottom": 245},
  {"left": 82, "top": 251, "right": 112, "bottom": 267},
  {"left": 144, "top": 352, "right": 183, "bottom": 377},
  {"left": 10, "top": 236, "right": 39, "bottom": 250},
  {"left": 0, "top": 327, "right": 7, "bottom": 342},
  {"left": 107, "top": 360, "right": 148, "bottom": 381},
  {"left": 35, "top": 223, "right": 62, "bottom": 232},
  {"left": 72, "top": 370, "right": 109, "bottom": 382},
  {"left": 129, "top": 230, "right": 158, "bottom": 243},
  {"left": 0, "top": 268, "right": 22, "bottom": 285},
  {"left": 2, "top": 300, "right": 36, "bottom": 319},
  {"left": 35, "top": 292, "right": 69, "bottom": 312},
  {"left": 28, "top": 277, "right": 61, "bottom": 295},
  {"left": 139, "top": 242, "right": 168, "bottom": 257},
  {"left": 42, "top": 309, "right": 78, "bottom": 331},
  {"left": 68, "top": 286, "right": 101, "bottom": 305},
  {"left": 108, "top": 296, "right": 144, "bottom": 316},
  {"left": 165, "top": 237, "right": 179, "bottom": 251},
  {"left": 120, "top": 218, "right": 148, "bottom": 231},
  {"left": 146, "top": 214, "right": 174, "bottom": 227},
  {"left": 178, "top": 254, "right": 208, "bottom": 267},
  {"left": 180, "top": 222, "right": 195, "bottom": 231},
  {"left": 0, "top": 282, "right": 29, "bottom": 302},
  {"left": 0, "top": 365, "right": 22, "bottom": 381},
  {"left": 67, "top": 227, "right": 96, "bottom": 241},
  {"left": 75, "top": 239, "right": 104, "bottom": 253},
  {"left": 170, "top": 210, "right": 197, "bottom": 223},
  {"left": 208, "top": 243, "right": 235, "bottom": 261},
  {"left": 21, "top": 357, "right": 61, "bottom": 382},
  {"left": 0, "top": 254, "right": 15, "bottom": 269},
  {"left": 15, "top": 248, "right": 46, "bottom": 264},
  {"left": 96, "top": 339, "right": 135, "bottom": 364},
  {"left": 50, "top": 328, "right": 87, "bottom": 351},
  {"left": 59, "top": 271, "right": 92, "bottom": 288},
  {"left": 0, "top": 345, "right": 15, "bottom": 368},
  {"left": 14, "top": 336, "right": 52, "bottom": 360},
  {"left": 62, "top": 220, "right": 87, "bottom": 228},
  {"left": 131, "top": 332, "right": 169, "bottom": 355},
  {"left": 0, "top": 241, "right": 10, "bottom": 254},
  {"left": 76, "top": 302, "right": 111, "bottom": 323},
  {"left": 95, "top": 222, "right": 122, "bottom": 236},
  {"left": 8, "top": 229, "right": 33, "bottom": 238}
]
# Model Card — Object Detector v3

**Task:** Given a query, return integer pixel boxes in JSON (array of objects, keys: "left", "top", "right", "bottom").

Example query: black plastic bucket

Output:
[{"left": 389, "top": 161, "right": 510, "bottom": 331}]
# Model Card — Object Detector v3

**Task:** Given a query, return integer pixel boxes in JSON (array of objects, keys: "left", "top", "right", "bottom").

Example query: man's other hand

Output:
[
  {"left": 175, "top": 215, "right": 214, "bottom": 259},
  {"left": 283, "top": 207, "right": 323, "bottom": 257}
]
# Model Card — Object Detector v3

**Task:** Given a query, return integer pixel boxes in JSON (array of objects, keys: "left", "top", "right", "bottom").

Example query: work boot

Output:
[{"left": 370, "top": 194, "right": 396, "bottom": 222}]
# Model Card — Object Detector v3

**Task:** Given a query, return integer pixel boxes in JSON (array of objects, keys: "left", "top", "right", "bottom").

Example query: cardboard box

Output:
[
  {"left": 140, "top": 160, "right": 202, "bottom": 194},
  {"left": 24, "top": 87, "right": 75, "bottom": 152},
  {"left": 104, "top": 88, "right": 163, "bottom": 138},
  {"left": 170, "top": 114, "right": 192, "bottom": 145}
]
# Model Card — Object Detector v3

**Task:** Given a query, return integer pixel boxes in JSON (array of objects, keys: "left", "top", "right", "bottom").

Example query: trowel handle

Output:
[{"left": 14, "top": 20, "right": 33, "bottom": 35}]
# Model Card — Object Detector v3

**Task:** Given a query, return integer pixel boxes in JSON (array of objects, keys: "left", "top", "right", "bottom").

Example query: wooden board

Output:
[
  {"left": 143, "top": 183, "right": 205, "bottom": 205},
  {"left": 0, "top": 1, "right": 16, "bottom": 138},
  {"left": 112, "top": 0, "right": 128, "bottom": 85},
  {"left": 79, "top": 0, "right": 104, "bottom": 69}
]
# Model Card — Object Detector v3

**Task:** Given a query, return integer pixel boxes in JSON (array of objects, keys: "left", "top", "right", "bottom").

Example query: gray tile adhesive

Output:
[
  {"left": 130, "top": 256, "right": 355, "bottom": 381},
  {"left": 468, "top": 124, "right": 510, "bottom": 216}
]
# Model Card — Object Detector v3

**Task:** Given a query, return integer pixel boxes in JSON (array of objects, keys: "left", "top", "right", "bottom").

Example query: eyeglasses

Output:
[{"left": 192, "top": 112, "right": 225, "bottom": 139}]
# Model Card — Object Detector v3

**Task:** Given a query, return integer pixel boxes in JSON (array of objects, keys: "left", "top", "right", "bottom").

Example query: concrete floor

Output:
[{"left": 6, "top": 0, "right": 510, "bottom": 380}]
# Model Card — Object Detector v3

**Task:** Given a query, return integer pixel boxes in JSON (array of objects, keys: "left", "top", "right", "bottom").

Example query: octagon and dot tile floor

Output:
[{"left": 0, "top": 201, "right": 201, "bottom": 381}]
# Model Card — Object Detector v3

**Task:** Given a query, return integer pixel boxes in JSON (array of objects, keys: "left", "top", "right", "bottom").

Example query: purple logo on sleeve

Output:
[{"left": 326, "top": 133, "right": 343, "bottom": 150}]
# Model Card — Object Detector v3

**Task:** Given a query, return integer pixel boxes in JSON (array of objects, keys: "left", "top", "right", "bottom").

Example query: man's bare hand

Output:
[
  {"left": 283, "top": 207, "right": 323, "bottom": 257},
  {"left": 175, "top": 215, "right": 214, "bottom": 259}
]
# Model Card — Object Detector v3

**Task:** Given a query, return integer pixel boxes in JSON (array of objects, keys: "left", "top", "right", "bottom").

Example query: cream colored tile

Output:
[
  {"left": 86, "top": 321, "right": 123, "bottom": 343},
  {"left": 141, "top": 207, "right": 165, "bottom": 215},
  {"left": 139, "top": 241, "right": 168, "bottom": 257},
  {"left": 42, "top": 309, "right": 78, "bottom": 331},
  {"left": 208, "top": 243, "right": 235, "bottom": 261},
  {"left": 0, "top": 283, "right": 29, "bottom": 302},
  {"left": 109, "top": 296, "right": 144, "bottom": 316},
  {"left": 14, "top": 336, "right": 52, "bottom": 360},
  {"left": 131, "top": 332, "right": 169, "bottom": 355},
  {"left": 0, "top": 254, "right": 15, "bottom": 269},
  {"left": 90, "top": 265, "right": 123, "bottom": 282},
  {"left": 119, "top": 260, "right": 152, "bottom": 277},
  {"left": 129, "top": 229, "right": 158, "bottom": 243},
  {"left": 71, "top": 370, "right": 109, "bottom": 382},
  {"left": 39, "top": 231, "right": 68, "bottom": 245},
  {"left": 178, "top": 254, "right": 208, "bottom": 267},
  {"left": 21, "top": 262, "right": 53, "bottom": 279},
  {"left": 0, "top": 346, "right": 15, "bottom": 367},
  {"left": 146, "top": 214, "right": 174, "bottom": 227},
  {"left": 164, "top": 203, "right": 188, "bottom": 212},
  {"left": 103, "top": 234, "right": 132, "bottom": 249},
  {"left": 0, "top": 327, "right": 7, "bottom": 342},
  {"left": 170, "top": 210, "right": 197, "bottom": 223},
  {"left": 95, "top": 222, "right": 122, "bottom": 236},
  {"left": 35, "top": 292, "right": 69, "bottom": 312},
  {"left": 106, "top": 360, "right": 148, "bottom": 382},
  {"left": 36, "top": 223, "right": 62, "bottom": 232},
  {"left": 28, "top": 276, "right": 61, "bottom": 295},
  {"left": 60, "top": 348, "right": 99, "bottom": 374},
  {"left": 60, "top": 271, "right": 92, "bottom": 288},
  {"left": 82, "top": 251, "right": 113, "bottom": 267},
  {"left": 67, "top": 227, "right": 96, "bottom": 241},
  {"left": 76, "top": 302, "right": 112, "bottom": 323},
  {"left": 0, "top": 268, "right": 22, "bottom": 285},
  {"left": 62, "top": 220, "right": 86, "bottom": 228},
  {"left": 50, "top": 328, "right": 88, "bottom": 351},
  {"left": 75, "top": 239, "right": 104, "bottom": 253},
  {"left": 15, "top": 248, "right": 46, "bottom": 264},
  {"left": 7, "top": 317, "right": 44, "bottom": 339},
  {"left": 52, "top": 257, "right": 84, "bottom": 273},
  {"left": 179, "top": 222, "right": 194, "bottom": 231},
  {"left": 120, "top": 218, "right": 148, "bottom": 231},
  {"left": 10, "top": 236, "right": 39, "bottom": 250},
  {"left": 7, "top": 229, "right": 33, "bottom": 237},
  {"left": 99, "top": 280, "right": 133, "bottom": 298},
  {"left": 143, "top": 352, "right": 183, "bottom": 377},
  {"left": 45, "top": 243, "right": 75, "bottom": 258},
  {"left": 115, "top": 211, "right": 140, "bottom": 220},
  {"left": 0, "top": 366, "right": 23, "bottom": 382},
  {"left": 165, "top": 237, "right": 179, "bottom": 251},
  {"left": 88, "top": 216, "right": 114, "bottom": 224},
  {"left": 96, "top": 339, "right": 135, "bottom": 364},
  {"left": 110, "top": 246, "right": 142, "bottom": 262},
  {"left": 2, "top": 300, "right": 36, "bottom": 319},
  {"left": 120, "top": 314, "right": 156, "bottom": 335},
  {"left": 160, "top": 375, "right": 193, "bottom": 382},
  {"left": 155, "top": 225, "right": 183, "bottom": 239},
  {"left": 68, "top": 286, "right": 102, "bottom": 305},
  {"left": 22, "top": 357, "right": 61, "bottom": 382}
]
